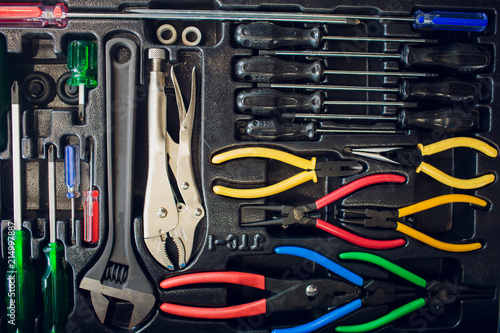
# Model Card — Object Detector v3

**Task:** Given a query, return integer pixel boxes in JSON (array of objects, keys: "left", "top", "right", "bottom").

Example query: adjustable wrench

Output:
[{"left": 79, "top": 38, "right": 155, "bottom": 329}]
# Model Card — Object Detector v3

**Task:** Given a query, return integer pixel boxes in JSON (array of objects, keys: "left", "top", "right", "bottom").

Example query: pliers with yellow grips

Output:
[
  {"left": 211, "top": 147, "right": 364, "bottom": 199},
  {"left": 336, "top": 194, "right": 488, "bottom": 252},
  {"left": 345, "top": 137, "right": 497, "bottom": 189}
]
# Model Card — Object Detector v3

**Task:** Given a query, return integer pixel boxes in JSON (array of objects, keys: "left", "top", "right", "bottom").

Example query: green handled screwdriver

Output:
[
  {"left": 41, "top": 145, "right": 69, "bottom": 333},
  {"left": 6, "top": 82, "right": 35, "bottom": 332},
  {"left": 67, "top": 40, "right": 97, "bottom": 123}
]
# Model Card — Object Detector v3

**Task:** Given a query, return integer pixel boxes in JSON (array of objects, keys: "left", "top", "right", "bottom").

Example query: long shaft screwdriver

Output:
[
  {"left": 42, "top": 145, "right": 69, "bottom": 333},
  {"left": 236, "top": 88, "right": 416, "bottom": 115},
  {"left": 236, "top": 56, "right": 437, "bottom": 83},
  {"left": 260, "top": 43, "right": 491, "bottom": 73},
  {"left": 265, "top": 77, "right": 480, "bottom": 104},
  {"left": 64, "top": 144, "right": 80, "bottom": 242},
  {"left": 0, "top": 4, "right": 488, "bottom": 31},
  {"left": 282, "top": 107, "right": 479, "bottom": 133},
  {"left": 242, "top": 118, "right": 406, "bottom": 140},
  {"left": 235, "top": 22, "right": 437, "bottom": 50},
  {"left": 83, "top": 141, "right": 99, "bottom": 244},
  {"left": 6, "top": 82, "right": 35, "bottom": 333}
]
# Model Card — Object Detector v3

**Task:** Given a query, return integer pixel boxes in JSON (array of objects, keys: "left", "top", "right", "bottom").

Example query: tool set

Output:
[{"left": 0, "top": 1, "right": 499, "bottom": 333}]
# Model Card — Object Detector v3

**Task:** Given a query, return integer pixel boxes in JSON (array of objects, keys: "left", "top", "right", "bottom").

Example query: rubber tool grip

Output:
[
  {"left": 236, "top": 88, "right": 324, "bottom": 115},
  {"left": 160, "top": 272, "right": 266, "bottom": 290},
  {"left": 398, "top": 108, "right": 479, "bottom": 132},
  {"left": 244, "top": 119, "right": 317, "bottom": 140},
  {"left": 401, "top": 43, "right": 491, "bottom": 73},
  {"left": 418, "top": 137, "right": 498, "bottom": 157},
  {"left": 235, "top": 56, "right": 323, "bottom": 83},
  {"left": 316, "top": 219, "right": 406, "bottom": 249},
  {"left": 160, "top": 299, "right": 267, "bottom": 318},
  {"left": 399, "top": 78, "right": 480, "bottom": 103},
  {"left": 235, "top": 22, "right": 321, "bottom": 49},
  {"left": 416, "top": 161, "right": 495, "bottom": 189},
  {"left": 315, "top": 174, "right": 407, "bottom": 209},
  {"left": 398, "top": 194, "right": 487, "bottom": 217}
]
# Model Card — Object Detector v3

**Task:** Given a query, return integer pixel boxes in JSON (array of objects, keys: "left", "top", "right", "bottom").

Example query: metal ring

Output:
[
  {"left": 157, "top": 24, "right": 177, "bottom": 45},
  {"left": 182, "top": 26, "right": 202, "bottom": 46}
]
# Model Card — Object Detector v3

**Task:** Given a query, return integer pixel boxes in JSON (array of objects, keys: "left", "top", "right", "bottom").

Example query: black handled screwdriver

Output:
[
  {"left": 235, "top": 56, "right": 437, "bottom": 82},
  {"left": 259, "top": 43, "right": 491, "bottom": 73},
  {"left": 235, "top": 21, "right": 438, "bottom": 49},
  {"left": 236, "top": 88, "right": 416, "bottom": 115},
  {"left": 242, "top": 118, "right": 407, "bottom": 140},
  {"left": 282, "top": 107, "right": 479, "bottom": 133}
]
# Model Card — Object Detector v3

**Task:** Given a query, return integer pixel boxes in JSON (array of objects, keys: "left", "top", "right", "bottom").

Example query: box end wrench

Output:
[{"left": 79, "top": 38, "right": 155, "bottom": 329}]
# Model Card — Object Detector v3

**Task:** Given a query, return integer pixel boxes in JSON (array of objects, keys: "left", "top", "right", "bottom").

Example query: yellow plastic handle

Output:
[
  {"left": 417, "top": 162, "right": 495, "bottom": 189},
  {"left": 211, "top": 147, "right": 316, "bottom": 170},
  {"left": 396, "top": 223, "right": 482, "bottom": 252},
  {"left": 398, "top": 194, "right": 487, "bottom": 217},
  {"left": 213, "top": 170, "right": 317, "bottom": 199},
  {"left": 418, "top": 137, "right": 498, "bottom": 157}
]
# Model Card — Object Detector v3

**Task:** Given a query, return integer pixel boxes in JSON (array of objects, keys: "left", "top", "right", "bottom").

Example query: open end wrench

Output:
[{"left": 79, "top": 38, "right": 155, "bottom": 329}]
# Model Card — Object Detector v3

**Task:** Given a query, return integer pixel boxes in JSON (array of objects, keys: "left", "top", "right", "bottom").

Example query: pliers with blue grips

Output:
[{"left": 159, "top": 246, "right": 492, "bottom": 333}]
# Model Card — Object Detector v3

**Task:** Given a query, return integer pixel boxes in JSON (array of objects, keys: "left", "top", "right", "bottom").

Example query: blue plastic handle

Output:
[
  {"left": 413, "top": 10, "right": 488, "bottom": 32},
  {"left": 274, "top": 246, "right": 363, "bottom": 286},
  {"left": 272, "top": 299, "right": 362, "bottom": 333},
  {"left": 64, "top": 144, "right": 80, "bottom": 198}
]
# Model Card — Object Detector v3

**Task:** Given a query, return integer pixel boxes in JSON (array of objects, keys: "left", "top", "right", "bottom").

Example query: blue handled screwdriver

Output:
[{"left": 64, "top": 144, "right": 80, "bottom": 242}]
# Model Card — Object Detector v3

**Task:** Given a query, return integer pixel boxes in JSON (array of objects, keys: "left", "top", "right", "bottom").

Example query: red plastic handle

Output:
[
  {"left": 316, "top": 219, "right": 406, "bottom": 249},
  {"left": 315, "top": 174, "right": 407, "bottom": 209},
  {"left": 160, "top": 271, "right": 266, "bottom": 290},
  {"left": 160, "top": 299, "right": 267, "bottom": 319},
  {"left": 0, "top": 5, "right": 42, "bottom": 19}
]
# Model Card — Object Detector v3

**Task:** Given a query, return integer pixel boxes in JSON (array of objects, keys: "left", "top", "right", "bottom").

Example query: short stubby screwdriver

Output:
[
  {"left": 236, "top": 88, "right": 416, "bottom": 115},
  {"left": 282, "top": 107, "right": 480, "bottom": 133},
  {"left": 264, "top": 77, "right": 481, "bottom": 104},
  {"left": 42, "top": 145, "right": 69, "bottom": 333},
  {"left": 67, "top": 40, "right": 97, "bottom": 123},
  {"left": 235, "top": 56, "right": 437, "bottom": 82},
  {"left": 235, "top": 21, "right": 437, "bottom": 49},
  {"left": 259, "top": 43, "right": 491, "bottom": 74},
  {"left": 64, "top": 144, "right": 80, "bottom": 242},
  {"left": 83, "top": 141, "right": 99, "bottom": 244}
]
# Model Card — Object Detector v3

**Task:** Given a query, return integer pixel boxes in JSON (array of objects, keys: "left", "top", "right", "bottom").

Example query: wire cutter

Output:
[
  {"left": 159, "top": 246, "right": 492, "bottom": 333},
  {"left": 211, "top": 147, "right": 364, "bottom": 199},
  {"left": 336, "top": 194, "right": 487, "bottom": 252},
  {"left": 346, "top": 137, "right": 497, "bottom": 189},
  {"left": 243, "top": 174, "right": 407, "bottom": 249}
]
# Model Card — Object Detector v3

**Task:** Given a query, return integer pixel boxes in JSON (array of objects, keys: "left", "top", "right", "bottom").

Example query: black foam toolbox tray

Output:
[{"left": 1, "top": 0, "right": 499, "bottom": 332}]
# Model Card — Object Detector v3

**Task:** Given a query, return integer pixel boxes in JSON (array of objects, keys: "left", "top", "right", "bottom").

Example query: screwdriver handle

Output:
[
  {"left": 235, "top": 56, "right": 323, "bottom": 83},
  {"left": 413, "top": 10, "right": 488, "bottom": 32},
  {"left": 401, "top": 43, "right": 491, "bottom": 73},
  {"left": 399, "top": 108, "right": 479, "bottom": 132},
  {"left": 67, "top": 40, "right": 98, "bottom": 88},
  {"left": 0, "top": 3, "right": 68, "bottom": 27},
  {"left": 234, "top": 22, "right": 321, "bottom": 49},
  {"left": 42, "top": 241, "right": 69, "bottom": 333},
  {"left": 83, "top": 189, "right": 99, "bottom": 244},
  {"left": 244, "top": 119, "right": 316, "bottom": 140},
  {"left": 399, "top": 78, "right": 480, "bottom": 104},
  {"left": 64, "top": 144, "right": 81, "bottom": 199},
  {"left": 236, "top": 88, "right": 323, "bottom": 115}
]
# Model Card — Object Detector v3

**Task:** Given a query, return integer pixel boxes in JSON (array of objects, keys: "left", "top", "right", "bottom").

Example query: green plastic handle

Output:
[
  {"left": 42, "top": 241, "right": 69, "bottom": 333},
  {"left": 67, "top": 40, "right": 98, "bottom": 88},
  {"left": 339, "top": 252, "right": 427, "bottom": 288},
  {"left": 5, "top": 230, "right": 35, "bottom": 333},
  {"left": 336, "top": 298, "right": 426, "bottom": 332}
]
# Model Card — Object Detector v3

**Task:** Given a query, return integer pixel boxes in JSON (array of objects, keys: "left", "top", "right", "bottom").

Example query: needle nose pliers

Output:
[
  {"left": 243, "top": 173, "right": 408, "bottom": 249},
  {"left": 336, "top": 194, "right": 487, "bottom": 252},
  {"left": 346, "top": 137, "right": 497, "bottom": 189},
  {"left": 159, "top": 246, "right": 493, "bottom": 333},
  {"left": 211, "top": 147, "right": 364, "bottom": 199}
]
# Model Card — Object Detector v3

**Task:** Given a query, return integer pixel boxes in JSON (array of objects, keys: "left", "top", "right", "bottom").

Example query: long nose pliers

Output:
[
  {"left": 346, "top": 136, "right": 497, "bottom": 189},
  {"left": 243, "top": 173, "right": 408, "bottom": 249},
  {"left": 336, "top": 194, "right": 487, "bottom": 252},
  {"left": 159, "top": 246, "right": 492, "bottom": 333},
  {"left": 211, "top": 147, "right": 364, "bottom": 199}
]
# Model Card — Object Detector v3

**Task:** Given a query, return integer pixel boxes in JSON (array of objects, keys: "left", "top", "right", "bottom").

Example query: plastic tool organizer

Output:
[{"left": 0, "top": 0, "right": 499, "bottom": 332}]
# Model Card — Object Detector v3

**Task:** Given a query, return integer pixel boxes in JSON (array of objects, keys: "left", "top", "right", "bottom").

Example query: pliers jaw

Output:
[
  {"left": 241, "top": 204, "right": 319, "bottom": 228},
  {"left": 426, "top": 280, "right": 494, "bottom": 304},
  {"left": 348, "top": 147, "right": 423, "bottom": 168},
  {"left": 335, "top": 207, "right": 403, "bottom": 229}
]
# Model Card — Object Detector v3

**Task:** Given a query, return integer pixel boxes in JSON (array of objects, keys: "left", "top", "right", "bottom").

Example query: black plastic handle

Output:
[
  {"left": 399, "top": 78, "right": 480, "bottom": 103},
  {"left": 236, "top": 88, "right": 324, "bottom": 115},
  {"left": 234, "top": 22, "right": 321, "bottom": 49},
  {"left": 399, "top": 108, "right": 479, "bottom": 132},
  {"left": 244, "top": 119, "right": 316, "bottom": 140},
  {"left": 401, "top": 43, "right": 491, "bottom": 73},
  {"left": 235, "top": 56, "right": 323, "bottom": 83}
]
